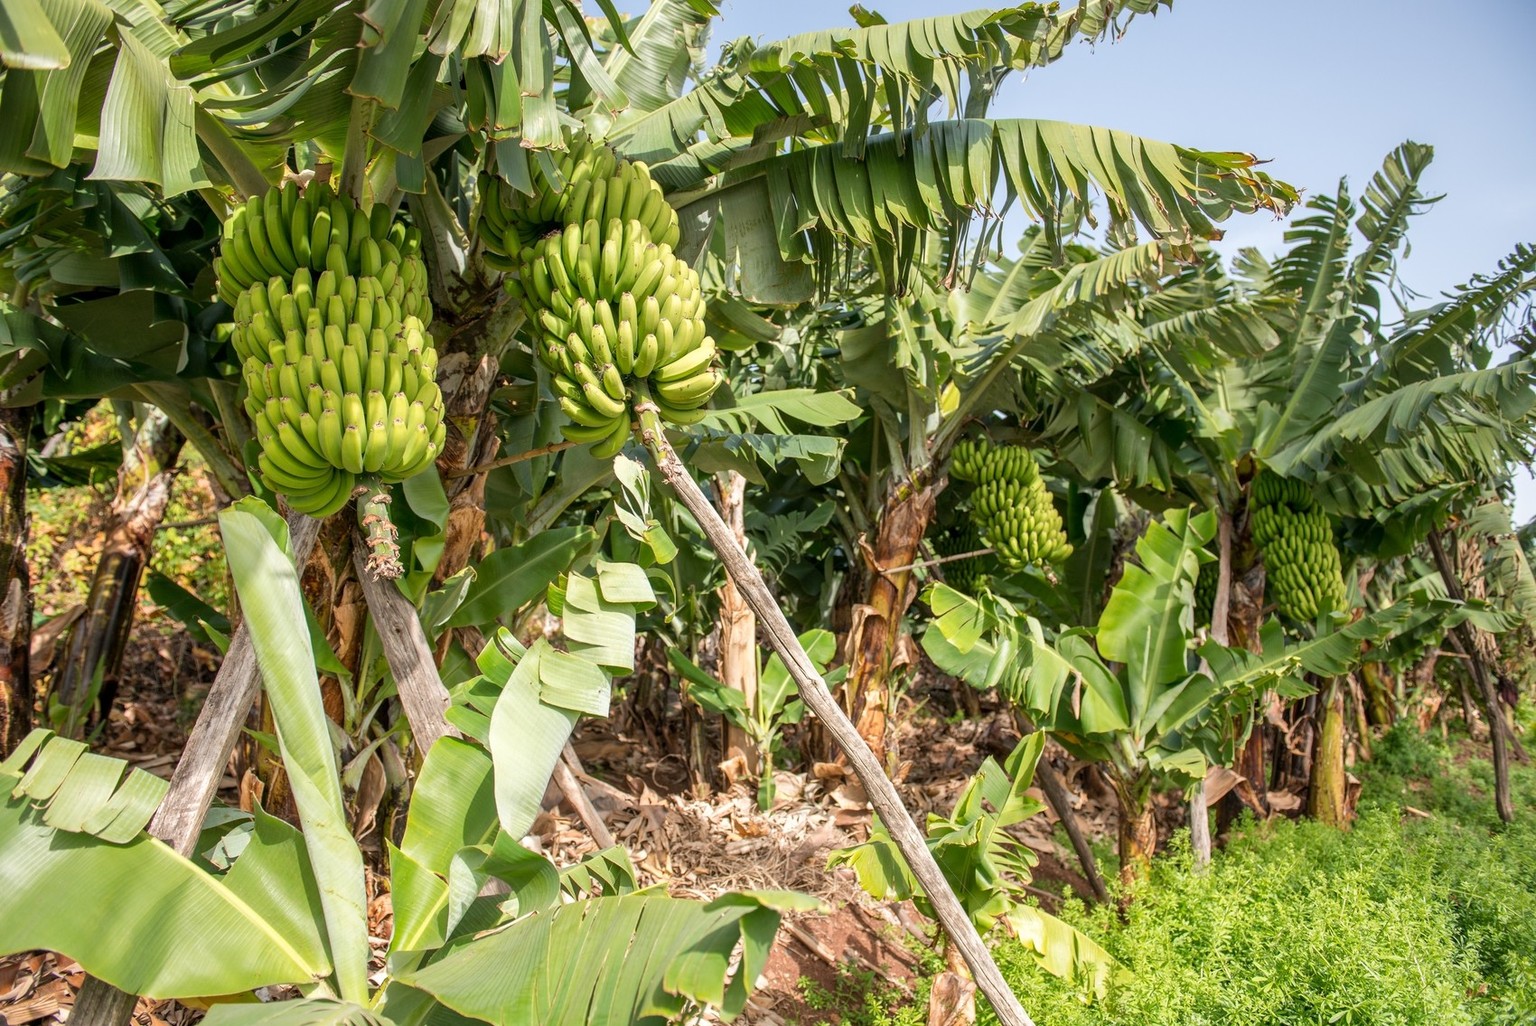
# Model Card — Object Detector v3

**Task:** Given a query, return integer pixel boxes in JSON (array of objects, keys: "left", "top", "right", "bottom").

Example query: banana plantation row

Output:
[{"left": 0, "top": 3, "right": 1531, "bottom": 1026}]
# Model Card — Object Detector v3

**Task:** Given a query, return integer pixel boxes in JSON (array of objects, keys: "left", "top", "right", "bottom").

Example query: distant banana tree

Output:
[
  {"left": 924, "top": 509, "right": 1415, "bottom": 882},
  {"left": 1031, "top": 143, "right": 1536, "bottom": 827}
]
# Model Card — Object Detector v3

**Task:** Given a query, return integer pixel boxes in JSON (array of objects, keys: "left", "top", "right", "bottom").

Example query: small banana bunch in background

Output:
[
  {"left": 1194, "top": 556, "right": 1219, "bottom": 626},
  {"left": 217, "top": 183, "right": 446, "bottom": 527},
  {"left": 935, "top": 519, "right": 990, "bottom": 594},
  {"left": 481, "top": 130, "right": 721, "bottom": 457},
  {"left": 949, "top": 438, "right": 1072, "bottom": 570},
  {"left": 1250, "top": 470, "right": 1346, "bottom": 623}
]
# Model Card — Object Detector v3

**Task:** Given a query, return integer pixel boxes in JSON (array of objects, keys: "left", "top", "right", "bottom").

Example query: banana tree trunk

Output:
[
  {"left": 1427, "top": 530, "right": 1514, "bottom": 823},
  {"left": 1219, "top": 495, "right": 1271, "bottom": 831},
  {"left": 1454, "top": 531, "right": 1528, "bottom": 765},
  {"left": 0, "top": 406, "right": 32, "bottom": 757},
  {"left": 844, "top": 480, "right": 938, "bottom": 766},
  {"left": 49, "top": 408, "right": 183, "bottom": 738},
  {"left": 712, "top": 471, "right": 758, "bottom": 774},
  {"left": 1359, "top": 661, "right": 1396, "bottom": 727},
  {"left": 1191, "top": 508, "right": 1236, "bottom": 868},
  {"left": 1308, "top": 678, "right": 1350, "bottom": 828},
  {"left": 430, "top": 344, "right": 501, "bottom": 586},
  {"left": 1111, "top": 772, "right": 1157, "bottom": 889}
]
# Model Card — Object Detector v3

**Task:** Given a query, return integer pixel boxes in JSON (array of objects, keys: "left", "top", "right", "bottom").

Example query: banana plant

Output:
[
  {"left": 669, "top": 627, "right": 842, "bottom": 808},
  {"left": 923, "top": 508, "right": 1419, "bottom": 883},
  {"left": 0, "top": 497, "right": 808, "bottom": 1023},
  {"left": 1019, "top": 144, "right": 1536, "bottom": 833},
  {"left": 829, "top": 731, "right": 1121, "bottom": 1020}
]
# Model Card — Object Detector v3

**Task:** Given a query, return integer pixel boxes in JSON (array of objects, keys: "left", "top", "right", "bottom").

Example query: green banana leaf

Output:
[
  {"left": 1097, "top": 508, "right": 1214, "bottom": 729},
  {"left": 220, "top": 500, "right": 369, "bottom": 1002},
  {"left": 204, "top": 999, "right": 388, "bottom": 1026},
  {"left": 829, "top": 732, "right": 1119, "bottom": 996},
  {"left": 399, "top": 890, "right": 818, "bottom": 1026},
  {"left": 1006, "top": 904, "right": 1124, "bottom": 1001},
  {"left": 445, "top": 526, "right": 599, "bottom": 628},
  {"left": 0, "top": 731, "right": 329, "bottom": 997}
]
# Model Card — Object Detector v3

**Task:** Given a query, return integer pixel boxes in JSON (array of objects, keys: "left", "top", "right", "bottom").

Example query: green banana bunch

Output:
[
  {"left": 477, "top": 134, "right": 620, "bottom": 255},
  {"left": 935, "top": 520, "right": 989, "bottom": 594},
  {"left": 229, "top": 267, "right": 423, "bottom": 366},
  {"left": 953, "top": 442, "right": 1072, "bottom": 570},
  {"left": 242, "top": 309, "right": 445, "bottom": 515},
  {"left": 498, "top": 133, "right": 723, "bottom": 450},
  {"left": 949, "top": 438, "right": 988, "bottom": 482},
  {"left": 1250, "top": 470, "right": 1346, "bottom": 623},
  {"left": 1194, "top": 560, "right": 1219, "bottom": 626},
  {"left": 478, "top": 133, "right": 681, "bottom": 260},
  {"left": 215, "top": 183, "right": 426, "bottom": 318},
  {"left": 220, "top": 182, "right": 447, "bottom": 520}
]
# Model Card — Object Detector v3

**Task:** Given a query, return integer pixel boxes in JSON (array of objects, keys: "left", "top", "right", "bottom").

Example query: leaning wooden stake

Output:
[
  {"left": 634, "top": 394, "right": 1035, "bottom": 1026},
  {"left": 1034, "top": 751, "right": 1111, "bottom": 904},
  {"left": 72, "top": 513, "right": 322, "bottom": 1026},
  {"left": 1190, "top": 510, "right": 1235, "bottom": 870}
]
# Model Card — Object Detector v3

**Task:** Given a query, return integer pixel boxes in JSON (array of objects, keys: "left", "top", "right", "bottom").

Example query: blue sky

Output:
[{"left": 658, "top": 0, "right": 1536, "bottom": 516}]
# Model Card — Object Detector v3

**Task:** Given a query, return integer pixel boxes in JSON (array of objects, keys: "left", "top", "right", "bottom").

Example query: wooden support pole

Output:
[
  {"left": 635, "top": 398, "right": 1035, "bottom": 1026},
  {"left": 352, "top": 539, "right": 455, "bottom": 755}
]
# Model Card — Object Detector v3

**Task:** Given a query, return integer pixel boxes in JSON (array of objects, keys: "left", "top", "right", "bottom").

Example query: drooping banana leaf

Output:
[
  {"left": 0, "top": 730, "right": 329, "bottom": 997},
  {"left": 399, "top": 890, "right": 818, "bottom": 1026},
  {"left": 203, "top": 999, "right": 390, "bottom": 1026},
  {"left": 220, "top": 499, "right": 368, "bottom": 1003}
]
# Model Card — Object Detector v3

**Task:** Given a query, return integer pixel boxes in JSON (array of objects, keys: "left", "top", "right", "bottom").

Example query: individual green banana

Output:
[
  {"left": 600, "top": 362, "right": 626, "bottom": 402},
  {"left": 560, "top": 415, "right": 624, "bottom": 444},
  {"left": 588, "top": 411, "right": 631, "bottom": 459},
  {"left": 316, "top": 403, "right": 346, "bottom": 466},
  {"left": 560, "top": 395, "right": 615, "bottom": 428},
  {"left": 580, "top": 380, "right": 627, "bottom": 419},
  {"left": 653, "top": 339, "right": 716, "bottom": 383},
  {"left": 632, "top": 332, "right": 660, "bottom": 379},
  {"left": 654, "top": 399, "right": 709, "bottom": 425},
  {"left": 654, "top": 368, "right": 721, "bottom": 407}
]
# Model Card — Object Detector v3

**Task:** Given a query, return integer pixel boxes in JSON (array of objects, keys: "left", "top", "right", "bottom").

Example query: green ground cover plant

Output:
[{"left": 824, "top": 729, "right": 1534, "bottom": 1026}]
